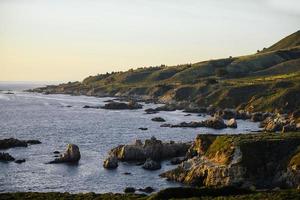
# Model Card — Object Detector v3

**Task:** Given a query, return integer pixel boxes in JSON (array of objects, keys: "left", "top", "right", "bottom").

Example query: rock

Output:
[
  {"left": 106, "top": 137, "right": 190, "bottom": 166},
  {"left": 170, "top": 157, "right": 185, "bottom": 165},
  {"left": 26, "top": 140, "right": 41, "bottom": 145},
  {"left": 101, "top": 101, "right": 142, "bottom": 110},
  {"left": 139, "top": 127, "right": 148, "bottom": 131},
  {"left": 138, "top": 187, "right": 155, "bottom": 193},
  {"left": 154, "top": 104, "right": 177, "bottom": 112},
  {"left": 15, "top": 159, "right": 26, "bottom": 164},
  {"left": 202, "top": 116, "right": 227, "bottom": 129},
  {"left": 0, "top": 152, "right": 15, "bottom": 161},
  {"left": 83, "top": 105, "right": 101, "bottom": 109},
  {"left": 236, "top": 110, "right": 251, "bottom": 120},
  {"left": 251, "top": 112, "right": 264, "bottom": 122},
  {"left": 160, "top": 133, "right": 300, "bottom": 189},
  {"left": 103, "top": 156, "right": 118, "bottom": 169},
  {"left": 0, "top": 138, "right": 41, "bottom": 150},
  {"left": 184, "top": 114, "right": 192, "bottom": 116},
  {"left": 124, "top": 187, "right": 136, "bottom": 193},
  {"left": 142, "top": 159, "right": 161, "bottom": 170},
  {"left": 216, "top": 109, "right": 237, "bottom": 120},
  {"left": 145, "top": 108, "right": 159, "bottom": 114},
  {"left": 53, "top": 151, "right": 60, "bottom": 154},
  {"left": 186, "top": 134, "right": 218, "bottom": 158},
  {"left": 183, "top": 107, "right": 207, "bottom": 114},
  {"left": 49, "top": 144, "right": 81, "bottom": 164},
  {"left": 123, "top": 172, "right": 131, "bottom": 175},
  {"left": 151, "top": 117, "right": 166, "bottom": 122},
  {"left": 227, "top": 118, "right": 237, "bottom": 128}
]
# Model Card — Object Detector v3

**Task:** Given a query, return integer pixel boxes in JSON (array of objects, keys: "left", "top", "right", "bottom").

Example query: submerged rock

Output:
[
  {"left": 0, "top": 152, "right": 15, "bottom": 162},
  {"left": 138, "top": 186, "right": 155, "bottom": 193},
  {"left": 15, "top": 159, "right": 26, "bottom": 164},
  {"left": 0, "top": 138, "right": 41, "bottom": 150},
  {"left": 151, "top": 117, "right": 166, "bottom": 122},
  {"left": 49, "top": 144, "right": 81, "bottom": 164},
  {"left": 101, "top": 101, "right": 142, "bottom": 110},
  {"left": 124, "top": 187, "right": 136, "bottom": 193},
  {"left": 139, "top": 127, "right": 148, "bottom": 131},
  {"left": 145, "top": 108, "right": 159, "bottom": 114},
  {"left": 142, "top": 158, "right": 161, "bottom": 170}
]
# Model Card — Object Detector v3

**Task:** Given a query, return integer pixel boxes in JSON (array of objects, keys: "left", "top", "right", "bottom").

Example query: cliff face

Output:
[{"left": 160, "top": 133, "right": 300, "bottom": 189}]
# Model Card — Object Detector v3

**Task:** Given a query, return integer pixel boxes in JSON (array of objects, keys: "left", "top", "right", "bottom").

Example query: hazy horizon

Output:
[{"left": 1, "top": 0, "right": 300, "bottom": 82}]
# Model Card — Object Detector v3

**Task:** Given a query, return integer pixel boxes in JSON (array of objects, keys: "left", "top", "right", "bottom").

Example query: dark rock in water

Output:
[
  {"left": 124, "top": 187, "right": 136, "bottom": 193},
  {"left": 139, "top": 127, "right": 148, "bottom": 131},
  {"left": 215, "top": 109, "right": 237, "bottom": 120},
  {"left": 184, "top": 114, "right": 192, "bottom": 116},
  {"left": 170, "top": 121, "right": 204, "bottom": 128},
  {"left": 49, "top": 144, "right": 81, "bottom": 164},
  {"left": 54, "top": 155, "right": 59, "bottom": 157},
  {"left": 103, "top": 156, "right": 118, "bottom": 169},
  {"left": 154, "top": 104, "right": 177, "bottom": 111},
  {"left": 53, "top": 151, "right": 60, "bottom": 154},
  {"left": 66, "top": 105, "right": 72, "bottom": 108},
  {"left": 101, "top": 101, "right": 142, "bottom": 110},
  {"left": 15, "top": 159, "right": 26, "bottom": 164},
  {"left": 138, "top": 186, "right": 155, "bottom": 193},
  {"left": 123, "top": 172, "right": 132, "bottom": 175},
  {"left": 227, "top": 118, "right": 237, "bottom": 128},
  {"left": 83, "top": 105, "right": 101, "bottom": 109},
  {"left": 26, "top": 140, "right": 41, "bottom": 145},
  {"left": 0, "top": 152, "right": 15, "bottom": 161},
  {"left": 4, "top": 92, "right": 14, "bottom": 95},
  {"left": 251, "top": 112, "right": 264, "bottom": 122},
  {"left": 160, "top": 123, "right": 172, "bottom": 127},
  {"left": 142, "top": 159, "right": 161, "bottom": 170},
  {"left": 170, "top": 157, "right": 185, "bottom": 165},
  {"left": 145, "top": 108, "right": 159, "bottom": 114},
  {"left": 151, "top": 117, "right": 166, "bottom": 122},
  {"left": 0, "top": 138, "right": 41, "bottom": 150}
]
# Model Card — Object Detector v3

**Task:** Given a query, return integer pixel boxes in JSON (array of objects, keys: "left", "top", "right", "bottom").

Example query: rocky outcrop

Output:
[
  {"left": 0, "top": 138, "right": 41, "bottom": 150},
  {"left": 160, "top": 133, "right": 300, "bottom": 189},
  {"left": 227, "top": 118, "right": 237, "bottom": 128},
  {"left": 163, "top": 116, "right": 227, "bottom": 129},
  {"left": 101, "top": 101, "right": 143, "bottom": 110},
  {"left": 261, "top": 113, "right": 300, "bottom": 132},
  {"left": 0, "top": 152, "right": 15, "bottom": 161},
  {"left": 142, "top": 158, "right": 161, "bottom": 170},
  {"left": 49, "top": 144, "right": 81, "bottom": 164},
  {"left": 105, "top": 137, "right": 191, "bottom": 168}
]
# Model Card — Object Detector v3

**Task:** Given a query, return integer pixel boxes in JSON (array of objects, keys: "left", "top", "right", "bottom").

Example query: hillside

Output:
[{"left": 31, "top": 30, "right": 300, "bottom": 113}]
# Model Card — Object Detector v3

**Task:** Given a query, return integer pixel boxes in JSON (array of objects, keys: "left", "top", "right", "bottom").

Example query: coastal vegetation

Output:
[{"left": 30, "top": 31, "right": 300, "bottom": 113}]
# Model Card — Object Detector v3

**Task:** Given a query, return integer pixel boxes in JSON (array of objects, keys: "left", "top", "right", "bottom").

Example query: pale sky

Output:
[{"left": 1, "top": 0, "right": 299, "bottom": 81}]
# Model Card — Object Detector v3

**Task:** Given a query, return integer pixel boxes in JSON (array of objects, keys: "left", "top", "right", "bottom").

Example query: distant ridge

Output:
[
  {"left": 262, "top": 30, "right": 300, "bottom": 53},
  {"left": 31, "top": 30, "right": 300, "bottom": 113}
]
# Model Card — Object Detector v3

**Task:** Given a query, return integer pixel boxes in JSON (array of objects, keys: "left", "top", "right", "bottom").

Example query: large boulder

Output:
[
  {"left": 0, "top": 152, "right": 15, "bottom": 162},
  {"left": 49, "top": 144, "right": 81, "bottom": 164},
  {"left": 216, "top": 109, "right": 237, "bottom": 120},
  {"left": 203, "top": 116, "right": 227, "bottom": 129},
  {"left": 105, "top": 137, "right": 191, "bottom": 168},
  {"left": 142, "top": 159, "right": 161, "bottom": 170},
  {"left": 103, "top": 156, "right": 118, "bottom": 169}
]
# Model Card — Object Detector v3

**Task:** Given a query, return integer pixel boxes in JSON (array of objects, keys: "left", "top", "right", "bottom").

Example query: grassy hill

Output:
[{"left": 32, "top": 30, "right": 300, "bottom": 113}]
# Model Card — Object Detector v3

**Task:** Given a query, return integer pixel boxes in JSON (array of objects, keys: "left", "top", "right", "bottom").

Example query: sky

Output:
[{"left": 1, "top": 0, "right": 300, "bottom": 82}]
